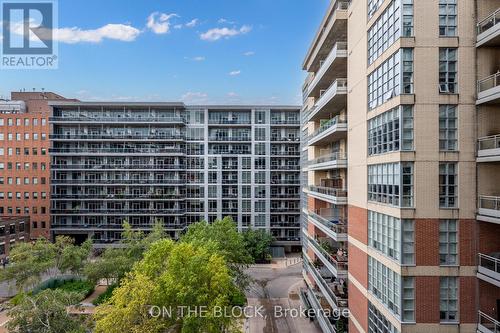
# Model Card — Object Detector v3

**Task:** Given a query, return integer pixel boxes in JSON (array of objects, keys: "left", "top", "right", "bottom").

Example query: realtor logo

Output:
[{"left": 1, "top": 0, "right": 58, "bottom": 69}]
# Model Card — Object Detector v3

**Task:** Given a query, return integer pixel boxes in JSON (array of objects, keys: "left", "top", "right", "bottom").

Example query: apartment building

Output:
[
  {"left": 49, "top": 102, "right": 301, "bottom": 249},
  {"left": 0, "top": 91, "right": 69, "bottom": 239},
  {"left": 302, "top": 1, "right": 500, "bottom": 333},
  {"left": 0, "top": 216, "right": 30, "bottom": 259}
]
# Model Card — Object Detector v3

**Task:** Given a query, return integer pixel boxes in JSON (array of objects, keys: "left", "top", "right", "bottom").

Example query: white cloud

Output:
[
  {"left": 200, "top": 25, "right": 252, "bottom": 41},
  {"left": 192, "top": 56, "right": 205, "bottom": 61},
  {"left": 229, "top": 70, "right": 241, "bottom": 76},
  {"left": 227, "top": 92, "right": 239, "bottom": 97},
  {"left": 181, "top": 92, "right": 209, "bottom": 104},
  {"left": 185, "top": 18, "right": 199, "bottom": 28},
  {"left": 218, "top": 18, "right": 236, "bottom": 25},
  {"left": 173, "top": 24, "right": 183, "bottom": 29},
  {"left": 146, "top": 12, "right": 178, "bottom": 34},
  {"left": 53, "top": 24, "right": 141, "bottom": 43},
  {"left": 243, "top": 51, "right": 255, "bottom": 56}
]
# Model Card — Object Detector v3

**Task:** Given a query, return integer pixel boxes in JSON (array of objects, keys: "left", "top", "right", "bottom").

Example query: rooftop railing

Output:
[{"left": 477, "top": 7, "right": 500, "bottom": 34}]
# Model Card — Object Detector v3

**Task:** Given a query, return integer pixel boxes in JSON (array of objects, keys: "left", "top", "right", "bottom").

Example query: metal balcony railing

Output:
[
  {"left": 479, "top": 195, "right": 500, "bottom": 211},
  {"left": 270, "top": 151, "right": 300, "bottom": 156},
  {"left": 478, "top": 311, "right": 500, "bottom": 333},
  {"left": 478, "top": 7, "right": 500, "bottom": 34},
  {"left": 270, "top": 136, "right": 300, "bottom": 142},
  {"left": 50, "top": 134, "right": 185, "bottom": 140},
  {"left": 50, "top": 116, "right": 185, "bottom": 123},
  {"left": 479, "top": 135, "right": 500, "bottom": 151},
  {"left": 208, "top": 118, "right": 251, "bottom": 125},
  {"left": 270, "top": 165, "right": 300, "bottom": 170},
  {"left": 208, "top": 136, "right": 251, "bottom": 142},
  {"left": 52, "top": 179, "right": 185, "bottom": 185},
  {"left": 304, "top": 252, "right": 348, "bottom": 309},
  {"left": 52, "top": 208, "right": 185, "bottom": 214},
  {"left": 308, "top": 186, "right": 347, "bottom": 198},
  {"left": 305, "top": 232, "right": 348, "bottom": 272},
  {"left": 51, "top": 193, "right": 184, "bottom": 199},
  {"left": 270, "top": 119, "right": 300, "bottom": 125},
  {"left": 303, "top": 79, "right": 348, "bottom": 122},
  {"left": 309, "top": 210, "right": 347, "bottom": 234},
  {"left": 479, "top": 253, "right": 500, "bottom": 275},
  {"left": 478, "top": 72, "right": 500, "bottom": 94},
  {"left": 50, "top": 148, "right": 185, "bottom": 154},
  {"left": 51, "top": 164, "right": 185, "bottom": 170}
]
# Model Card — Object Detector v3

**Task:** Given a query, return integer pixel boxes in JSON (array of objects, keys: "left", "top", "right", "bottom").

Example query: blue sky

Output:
[{"left": 0, "top": 0, "right": 329, "bottom": 104}]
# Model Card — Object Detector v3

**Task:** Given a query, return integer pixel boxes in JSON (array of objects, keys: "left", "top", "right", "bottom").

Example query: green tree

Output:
[
  {"left": 6, "top": 289, "right": 89, "bottom": 333},
  {"left": 0, "top": 239, "right": 56, "bottom": 290},
  {"left": 94, "top": 240, "right": 242, "bottom": 333},
  {"left": 54, "top": 236, "right": 92, "bottom": 275},
  {"left": 242, "top": 228, "right": 274, "bottom": 262},
  {"left": 84, "top": 221, "right": 166, "bottom": 285},
  {"left": 181, "top": 217, "right": 252, "bottom": 289}
]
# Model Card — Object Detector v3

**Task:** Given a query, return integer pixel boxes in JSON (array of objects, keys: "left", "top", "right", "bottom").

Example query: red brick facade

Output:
[{"left": 347, "top": 205, "right": 368, "bottom": 245}]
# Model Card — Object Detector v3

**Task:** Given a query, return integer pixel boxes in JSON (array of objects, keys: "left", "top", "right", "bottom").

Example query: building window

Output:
[
  {"left": 368, "top": 0, "right": 384, "bottom": 19},
  {"left": 368, "top": 105, "right": 413, "bottom": 156},
  {"left": 368, "top": 256, "right": 401, "bottom": 317},
  {"left": 368, "top": 302, "right": 401, "bottom": 333},
  {"left": 439, "top": 48, "right": 457, "bottom": 93},
  {"left": 368, "top": 211, "right": 401, "bottom": 261},
  {"left": 255, "top": 127, "right": 266, "bottom": 141},
  {"left": 368, "top": 162, "right": 414, "bottom": 207},
  {"left": 440, "top": 277, "right": 458, "bottom": 322},
  {"left": 402, "top": 277, "right": 415, "bottom": 321},
  {"left": 402, "top": 219, "right": 415, "bottom": 265},
  {"left": 368, "top": 0, "right": 413, "bottom": 65},
  {"left": 255, "top": 111, "right": 266, "bottom": 124},
  {"left": 439, "top": 105, "right": 457, "bottom": 151},
  {"left": 439, "top": 219, "right": 458, "bottom": 265},
  {"left": 439, "top": 0, "right": 457, "bottom": 36},
  {"left": 368, "top": 49, "right": 413, "bottom": 110},
  {"left": 439, "top": 163, "right": 457, "bottom": 208}
]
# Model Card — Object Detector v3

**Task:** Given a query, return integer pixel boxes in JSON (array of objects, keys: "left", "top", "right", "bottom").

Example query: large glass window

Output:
[
  {"left": 368, "top": 0, "right": 384, "bottom": 19},
  {"left": 368, "top": 256, "right": 401, "bottom": 317},
  {"left": 402, "top": 219, "right": 415, "bottom": 265},
  {"left": 368, "top": 105, "right": 413, "bottom": 156},
  {"left": 368, "top": 302, "right": 401, "bottom": 333},
  {"left": 439, "top": 163, "right": 457, "bottom": 208},
  {"left": 368, "top": 211, "right": 401, "bottom": 261},
  {"left": 439, "top": 0, "right": 457, "bottom": 36},
  {"left": 439, "top": 105, "right": 457, "bottom": 151},
  {"left": 439, "top": 219, "right": 458, "bottom": 265},
  {"left": 440, "top": 277, "right": 458, "bottom": 322},
  {"left": 368, "top": 49, "right": 413, "bottom": 110},
  {"left": 439, "top": 48, "right": 458, "bottom": 93},
  {"left": 368, "top": 0, "right": 414, "bottom": 65},
  {"left": 368, "top": 162, "right": 414, "bottom": 207},
  {"left": 402, "top": 277, "right": 415, "bottom": 321}
]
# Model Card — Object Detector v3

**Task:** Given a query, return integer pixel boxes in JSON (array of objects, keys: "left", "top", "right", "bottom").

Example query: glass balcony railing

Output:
[
  {"left": 208, "top": 118, "right": 251, "bottom": 125},
  {"left": 479, "top": 135, "right": 500, "bottom": 151},
  {"left": 50, "top": 116, "right": 185, "bottom": 123},
  {"left": 479, "top": 253, "right": 500, "bottom": 277},
  {"left": 270, "top": 119, "right": 300, "bottom": 125},
  {"left": 309, "top": 209, "right": 347, "bottom": 234},
  {"left": 478, "top": 72, "right": 500, "bottom": 94},
  {"left": 479, "top": 195, "right": 500, "bottom": 212},
  {"left": 50, "top": 133, "right": 185, "bottom": 140},
  {"left": 51, "top": 193, "right": 184, "bottom": 199},
  {"left": 304, "top": 232, "right": 348, "bottom": 273},
  {"left": 270, "top": 136, "right": 300, "bottom": 142},
  {"left": 52, "top": 208, "right": 185, "bottom": 214},
  {"left": 308, "top": 116, "right": 346, "bottom": 141},
  {"left": 308, "top": 152, "right": 347, "bottom": 166},
  {"left": 52, "top": 179, "right": 185, "bottom": 185},
  {"left": 478, "top": 8, "right": 500, "bottom": 34},
  {"left": 208, "top": 136, "right": 251, "bottom": 142},
  {"left": 51, "top": 164, "right": 185, "bottom": 170},
  {"left": 50, "top": 147, "right": 185, "bottom": 154}
]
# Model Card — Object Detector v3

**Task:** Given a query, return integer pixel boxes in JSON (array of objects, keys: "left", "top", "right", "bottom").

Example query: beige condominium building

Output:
[{"left": 301, "top": 1, "right": 500, "bottom": 333}]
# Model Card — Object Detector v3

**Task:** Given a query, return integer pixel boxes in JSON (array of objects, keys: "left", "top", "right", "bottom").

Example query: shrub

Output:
[
  {"left": 47, "top": 279, "right": 94, "bottom": 301},
  {"left": 93, "top": 284, "right": 118, "bottom": 306},
  {"left": 230, "top": 289, "right": 247, "bottom": 307}
]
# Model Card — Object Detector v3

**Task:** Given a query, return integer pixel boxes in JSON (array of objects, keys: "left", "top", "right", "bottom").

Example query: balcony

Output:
[
  {"left": 302, "top": 0, "right": 348, "bottom": 74},
  {"left": 51, "top": 178, "right": 185, "bottom": 185},
  {"left": 49, "top": 116, "right": 185, "bottom": 124},
  {"left": 208, "top": 118, "right": 251, "bottom": 126},
  {"left": 305, "top": 185, "right": 347, "bottom": 205},
  {"left": 49, "top": 147, "right": 185, "bottom": 156},
  {"left": 50, "top": 134, "right": 185, "bottom": 141},
  {"left": 270, "top": 136, "right": 300, "bottom": 142},
  {"left": 304, "top": 252, "right": 348, "bottom": 311},
  {"left": 303, "top": 286, "right": 336, "bottom": 333},
  {"left": 478, "top": 253, "right": 500, "bottom": 287},
  {"left": 270, "top": 165, "right": 300, "bottom": 171},
  {"left": 52, "top": 208, "right": 185, "bottom": 215},
  {"left": 303, "top": 229, "right": 347, "bottom": 278},
  {"left": 208, "top": 136, "right": 251, "bottom": 142},
  {"left": 478, "top": 196, "right": 500, "bottom": 224},
  {"left": 51, "top": 164, "right": 185, "bottom": 170},
  {"left": 478, "top": 135, "right": 500, "bottom": 162},
  {"left": 308, "top": 116, "right": 347, "bottom": 146},
  {"left": 477, "top": 8, "right": 500, "bottom": 47},
  {"left": 308, "top": 152, "right": 347, "bottom": 171},
  {"left": 477, "top": 73, "right": 500, "bottom": 105},
  {"left": 306, "top": 42, "right": 348, "bottom": 99},
  {"left": 308, "top": 209, "right": 347, "bottom": 242},
  {"left": 478, "top": 311, "right": 500, "bottom": 333},
  {"left": 303, "top": 79, "right": 347, "bottom": 123},
  {"left": 51, "top": 193, "right": 184, "bottom": 200},
  {"left": 270, "top": 119, "right": 300, "bottom": 126}
]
